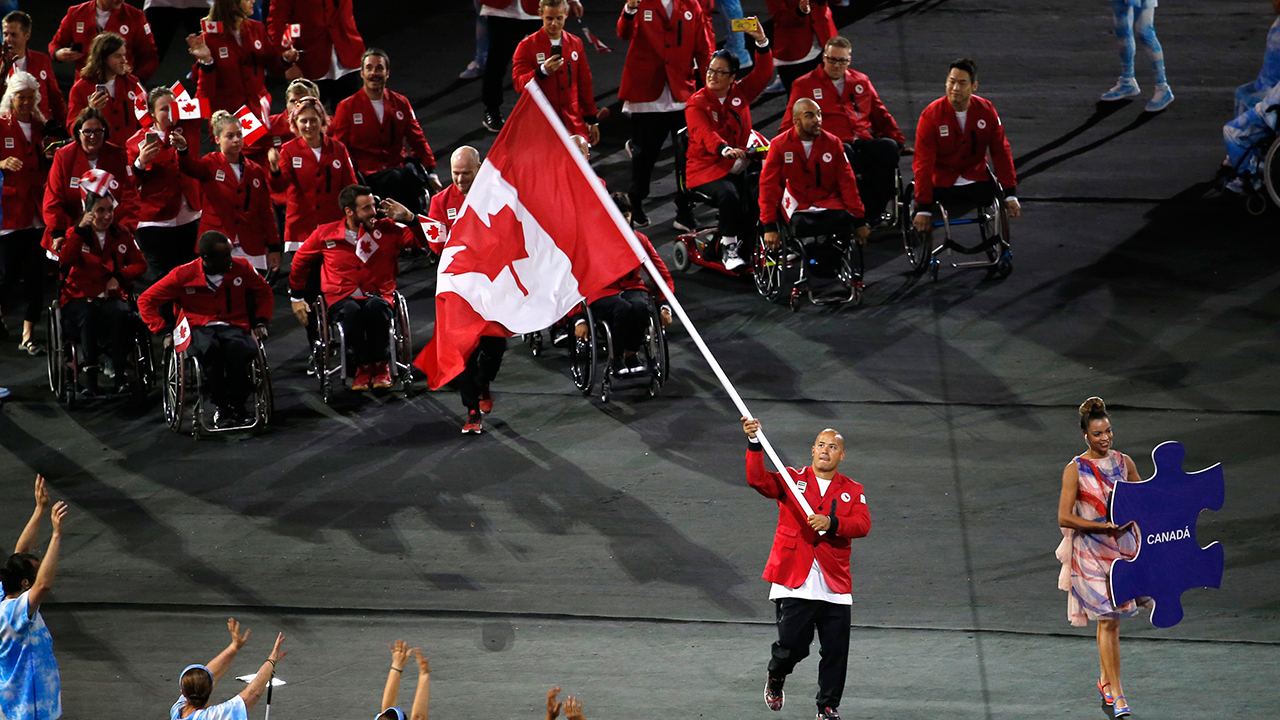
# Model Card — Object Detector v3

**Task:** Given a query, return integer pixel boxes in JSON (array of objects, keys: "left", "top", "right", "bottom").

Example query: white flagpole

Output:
[{"left": 522, "top": 80, "right": 821, "bottom": 526}]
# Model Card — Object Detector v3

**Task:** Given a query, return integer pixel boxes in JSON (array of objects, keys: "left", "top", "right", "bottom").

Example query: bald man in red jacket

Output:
[{"left": 742, "top": 416, "right": 870, "bottom": 720}]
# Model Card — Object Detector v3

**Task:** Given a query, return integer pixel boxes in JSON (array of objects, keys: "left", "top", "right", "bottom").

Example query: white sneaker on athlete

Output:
[
  {"left": 1146, "top": 83, "right": 1174, "bottom": 112},
  {"left": 722, "top": 242, "right": 745, "bottom": 271},
  {"left": 1100, "top": 77, "right": 1141, "bottom": 101}
]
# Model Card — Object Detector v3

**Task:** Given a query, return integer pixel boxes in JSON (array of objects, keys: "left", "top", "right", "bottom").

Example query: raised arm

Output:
[
  {"left": 382, "top": 640, "right": 411, "bottom": 713},
  {"left": 205, "top": 618, "right": 251, "bottom": 683},
  {"left": 237, "top": 632, "right": 286, "bottom": 711},
  {"left": 26, "top": 502, "right": 68, "bottom": 619},
  {"left": 14, "top": 475, "right": 50, "bottom": 554},
  {"left": 409, "top": 648, "right": 430, "bottom": 720},
  {"left": 742, "top": 417, "right": 785, "bottom": 499}
]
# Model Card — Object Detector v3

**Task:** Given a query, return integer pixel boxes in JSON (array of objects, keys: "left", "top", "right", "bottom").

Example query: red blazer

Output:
[
  {"left": 584, "top": 231, "right": 673, "bottom": 304},
  {"left": 13, "top": 52, "right": 67, "bottom": 131},
  {"left": 616, "top": 0, "right": 712, "bottom": 104},
  {"left": 125, "top": 127, "right": 203, "bottom": 224},
  {"left": 139, "top": 256, "right": 274, "bottom": 333},
  {"left": 288, "top": 217, "right": 428, "bottom": 307},
  {"left": 42, "top": 141, "right": 139, "bottom": 250},
  {"left": 266, "top": 0, "right": 364, "bottom": 81},
  {"left": 0, "top": 115, "right": 49, "bottom": 230},
  {"left": 57, "top": 223, "right": 146, "bottom": 304},
  {"left": 513, "top": 30, "right": 598, "bottom": 137},
  {"left": 912, "top": 95, "right": 1017, "bottom": 206},
  {"left": 177, "top": 151, "right": 281, "bottom": 257},
  {"left": 781, "top": 66, "right": 905, "bottom": 145},
  {"left": 683, "top": 47, "right": 773, "bottom": 188},
  {"left": 746, "top": 443, "right": 870, "bottom": 594},
  {"left": 765, "top": 0, "right": 835, "bottom": 64},
  {"left": 330, "top": 89, "right": 437, "bottom": 176},
  {"left": 66, "top": 74, "right": 146, "bottom": 141},
  {"left": 192, "top": 19, "right": 283, "bottom": 118},
  {"left": 243, "top": 110, "right": 294, "bottom": 205},
  {"left": 50, "top": 2, "right": 160, "bottom": 83},
  {"left": 759, "top": 127, "right": 863, "bottom": 226},
  {"left": 268, "top": 135, "right": 357, "bottom": 249}
]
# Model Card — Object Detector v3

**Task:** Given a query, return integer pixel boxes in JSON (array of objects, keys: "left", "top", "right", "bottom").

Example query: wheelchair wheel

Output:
[
  {"left": 163, "top": 347, "right": 186, "bottom": 433},
  {"left": 392, "top": 292, "right": 414, "bottom": 393},
  {"left": 671, "top": 239, "right": 691, "bottom": 273},
  {"left": 643, "top": 303, "right": 669, "bottom": 398},
  {"left": 253, "top": 341, "right": 273, "bottom": 428},
  {"left": 314, "top": 298, "right": 336, "bottom": 404},
  {"left": 132, "top": 322, "right": 155, "bottom": 396},
  {"left": 753, "top": 242, "right": 785, "bottom": 303},
  {"left": 597, "top": 320, "right": 614, "bottom": 404},
  {"left": 983, "top": 201, "right": 1013, "bottom": 278},
  {"left": 46, "top": 304, "right": 62, "bottom": 396},
  {"left": 523, "top": 331, "right": 544, "bottom": 357},
  {"left": 570, "top": 304, "right": 596, "bottom": 396},
  {"left": 1265, "top": 138, "right": 1280, "bottom": 211}
]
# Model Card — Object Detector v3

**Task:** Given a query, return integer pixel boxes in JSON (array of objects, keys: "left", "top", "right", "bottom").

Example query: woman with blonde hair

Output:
[
  {"left": 1056, "top": 397, "right": 1151, "bottom": 718},
  {"left": 185, "top": 0, "right": 299, "bottom": 121},
  {"left": 0, "top": 71, "right": 52, "bottom": 350},
  {"left": 267, "top": 95, "right": 356, "bottom": 252},
  {"left": 64, "top": 32, "right": 147, "bottom": 141},
  {"left": 176, "top": 109, "right": 282, "bottom": 273}
]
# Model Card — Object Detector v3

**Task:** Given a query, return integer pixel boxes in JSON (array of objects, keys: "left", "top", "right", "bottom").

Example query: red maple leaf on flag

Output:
[
  {"left": 425, "top": 224, "right": 442, "bottom": 242},
  {"left": 445, "top": 205, "right": 530, "bottom": 296},
  {"left": 240, "top": 118, "right": 254, "bottom": 130},
  {"left": 181, "top": 101, "right": 198, "bottom": 114},
  {"left": 358, "top": 239, "right": 373, "bottom": 255}
]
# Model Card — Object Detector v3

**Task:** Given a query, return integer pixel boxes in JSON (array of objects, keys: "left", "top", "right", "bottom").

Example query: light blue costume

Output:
[
  {"left": 170, "top": 695, "right": 248, "bottom": 720},
  {"left": 1112, "top": 0, "right": 1166, "bottom": 85},
  {"left": 1225, "top": 80, "right": 1280, "bottom": 177},
  {"left": 0, "top": 592, "right": 62, "bottom": 720},
  {"left": 717, "top": 0, "right": 750, "bottom": 68},
  {"left": 1237, "top": 16, "right": 1280, "bottom": 117}
]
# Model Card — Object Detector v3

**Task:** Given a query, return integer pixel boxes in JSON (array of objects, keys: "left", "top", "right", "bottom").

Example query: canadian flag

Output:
[
  {"left": 173, "top": 315, "right": 192, "bottom": 353},
  {"left": 202, "top": 19, "right": 223, "bottom": 34},
  {"left": 419, "top": 216, "right": 449, "bottom": 254},
  {"left": 233, "top": 105, "right": 267, "bottom": 145},
  {"left": 79, "top": 169, "right": 117, "bottom": 202},
  {"left": 172, "top": 81, "right": 192, "bottom": 102},
  {"left": 413, "top": 80, "right": 644, "bottom": 389},
  {"left": 175, "top": 95, "right": 210, "bottom": 120},
  {"left": 129, "top": 77, "right": 152, "bottom": 128}
]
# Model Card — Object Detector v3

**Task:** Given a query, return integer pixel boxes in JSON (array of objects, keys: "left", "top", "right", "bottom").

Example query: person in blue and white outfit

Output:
[
  {"left": 1, "top": 475, "right": 68, "bottom": 720},
  {"left": 1100, "top": 0, "right": 1174, "bottom": 112},
  {"left": 171, "top": 619, "right": 287, "bottom": 720},
  {"left": 1223, "top": 80, "right": 1280, "bottom": 193},
  {"left": 1236, "top": 1, "right": 1280, "bottom": 117}
]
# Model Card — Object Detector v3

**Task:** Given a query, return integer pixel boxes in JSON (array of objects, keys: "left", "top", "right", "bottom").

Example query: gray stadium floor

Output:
[{"left": 2, "top": 1, "right": 1278, "bottom": 718}]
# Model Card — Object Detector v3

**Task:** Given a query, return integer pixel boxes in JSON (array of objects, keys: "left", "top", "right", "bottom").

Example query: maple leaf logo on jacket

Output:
[{"left": 444, "top": 205, "right": 530, "bottom": 295}]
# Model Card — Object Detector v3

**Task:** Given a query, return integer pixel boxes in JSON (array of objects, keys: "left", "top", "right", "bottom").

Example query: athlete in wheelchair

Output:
[
  {"left": 48, "top": 182, "right": 151, "bottom": 401},
  {"left": 757, "top": 99, "right": 871, "bottom": 309},
  {"left": 678, "top": 34, "right": 773, "bottom": 273},
  {"left": 907, "top": 59, "right": 1020, "bottom": 280},
  {"left": 778, "top": 35, "right": 911, "bottom": 231},
  {"left": 1223, "top": 80, "right": 1280, "bottom": 214},
  {"left": 289, "top": 185, "right": 426, "bottom": 400},
  {"left": 139, "top": 231, "right": 275, "bottom": 433}
]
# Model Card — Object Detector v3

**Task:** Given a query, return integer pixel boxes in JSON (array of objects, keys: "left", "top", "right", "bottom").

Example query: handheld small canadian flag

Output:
[
  {"left": 79, "top": 169, "right": 116, "bottom": 200},
  {"left": 233, "top": 105, "right": 267, "bottom": 145},
  {"left": 130, "top": 77, "right": 152, "bottom": 128},
  {"left": 175, "top": 96, "right": 210, "bottom": 121},
  {"left": 172, "top": 80, "right": 192, "bottom": 102},
  {"left": 202, "top": 19, "right": 223, "bottom": 34},
  {"left": 173, "top": 315, "right": 192, "bottom": 353},
  {"left": 419, "top": 216, "right": 449, "bottom": 254}
]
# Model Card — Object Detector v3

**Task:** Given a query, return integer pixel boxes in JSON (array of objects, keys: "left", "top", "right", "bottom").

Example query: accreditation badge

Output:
[
  {"left": 784, "top": 152, "right": 794, "bottom": 163},
  {"left": 939, "top": 125, "right": 949, "bottom": 137}
]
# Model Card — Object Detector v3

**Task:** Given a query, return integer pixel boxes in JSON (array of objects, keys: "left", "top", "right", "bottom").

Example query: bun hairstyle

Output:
[{"left": 1079, "top": 396, "right": 1109, "bottom": 431}]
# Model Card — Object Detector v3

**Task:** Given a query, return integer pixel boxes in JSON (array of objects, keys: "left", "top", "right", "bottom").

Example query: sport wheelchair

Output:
[
  {"left": 568, "top": 298, "right": 669, "bottom": 402},
  {"left": 670, "top": 128, "right": 767, "bottom": 276},
  {"left": 46, "top": 296, "right": 156, "bottom": 408},
  {"left": 902, "top": 171, "right": 1013, "bottom": 281},
  {"left": 162, "top": 331, "right": 273, "bottom": 438},
  {"left": 1225, "top": 112, "right": 1280, "bottom": 216},
  {"left": 753, "top": 212, "right": 866, "bottom": 311},
  {"left": 311, "top": 291, "right": 414, "bottom": 403}
]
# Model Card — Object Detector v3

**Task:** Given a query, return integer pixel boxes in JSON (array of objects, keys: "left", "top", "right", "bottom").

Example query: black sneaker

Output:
[
  {"left": 483, "top": 109, "right": 505, "bottom": 133},
  {"left": 631, "top": 206, "right": 650, "bottom": 228},
  {"left": 673, "top": 210, "right": 696, "bottom": 233},
  {"left": 764, "top": 675, "right": 784, "bottom": 711},
  {"left": 214, "top": 408, "right": 238, "bottom": 428},
  {"left": 816, "top": 706, "right": 841, "bottom": 720}
]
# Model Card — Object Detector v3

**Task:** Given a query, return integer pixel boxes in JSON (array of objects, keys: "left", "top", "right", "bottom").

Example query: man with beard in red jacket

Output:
[{"left": 742, "top": 416, "right": 871, "bottom": 720}]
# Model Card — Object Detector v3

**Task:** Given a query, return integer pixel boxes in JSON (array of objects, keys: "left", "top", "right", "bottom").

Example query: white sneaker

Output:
[
  {"left": 763, "top": 76, "right": 785, "bottom": 95},
  {"left": 722, "top": 242, "right": 745, "bottom": 271},
  {"left": 1100, "top": 77, "right": 1141, "bottom": 101},
  {"left": 459, "top": 61, "right": 484, "bottom": 80},
  {"left": 1146, "top": 83, "right": 1174, "bottom": 112},
  {"left": 1224, "top": 177, "right": 1245, "bottom": 195}
]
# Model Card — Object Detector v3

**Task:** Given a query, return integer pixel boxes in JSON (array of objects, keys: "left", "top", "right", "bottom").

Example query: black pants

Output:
[
  {"left": 844, "top": 138, "right": 900, "bottom": 220},
  {"left": 61, "top": 298, "right": 131, "bottom": 387},
  {"left": 136, "top": 222, "right": 199, "bottom": 285},
  {"left": 316, "top": 72, "right": 365, "bottom": 113},
  {"left": 931, "top": 181, "right": 998, "bottom": 219},
  {"left": 768, "top": 598, "right": 852, "bottom": 710},
  {"left": 144, "top": 6, "right": 208, "bottom": 64},
  {"left": 455, "top": 336, "right": 506, "bottom": 411},
  {"left": 0, "top": 227, "right": 45, "bottom": 325},
  {"left": 364, "top": 164, "right": 428, "bottom": 216},
  {"left": 628, "top": 110, "right": 693, "bottom": 212},
  {"left": 482, "top": 16, "right": 541, "bottom": 114},
  {"left": 590, "top": 289, "right": 652, "bottom": 355},
  {"left": 777, "top": 56, "right": 821, "bottom": 94},
  {"left": 189, "top": 324, "right": 258, "bottom": 411},
  {"left": 790, "top": 209, "right": 857, "bottom": 239},
  {"left": 690, "top": 172, "right": 758, "bottom": 239},
  {"left": 331, "top": 295, "right": 393, "bottom": 366}
]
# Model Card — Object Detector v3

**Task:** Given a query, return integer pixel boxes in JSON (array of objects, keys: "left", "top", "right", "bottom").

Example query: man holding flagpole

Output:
[{"left": 742, "top": 416, "right": 870, "bottom": 720}]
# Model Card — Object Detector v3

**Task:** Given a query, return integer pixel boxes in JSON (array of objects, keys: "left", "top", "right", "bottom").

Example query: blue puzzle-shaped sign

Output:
[{"left": 1108, "top": 441, "right": 1224, "bottom": 628}]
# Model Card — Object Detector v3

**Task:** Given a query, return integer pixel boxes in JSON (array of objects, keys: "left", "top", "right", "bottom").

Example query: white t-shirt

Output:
[
  {"left": 776, "top": 36, "right": 821, "bottom": 67},
  {"left": 370, "top": 97, "right": 385, "bottom": 123},
  {"left": 321, "top": 48, "right": 359, "bottom": 81},
  {"left": 96, "top": 7, "right": 112, "bottom": 30},
  {"left": 832, "top": 76, "right": 846, "bottom": 96},
  {"left": 17, "top": 120, "right": 31, "bottom": 143},
  {"left": 170, "top": 694, "right": 248, "bottom": 720},
  {"left": 800, "top": 140, "right": 813, "bottom": 159},
  {"left": 310, "top": 145, "right": 323, "bottom": 161},
  {"left": 767, "top": 476, "right": 853, "bottom": 605},
  {"left": 952, "top": 110, "right": 974, "bottom": 186}
]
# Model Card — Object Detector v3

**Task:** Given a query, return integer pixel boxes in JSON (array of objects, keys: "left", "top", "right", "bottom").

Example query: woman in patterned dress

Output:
[{"left": 1056, "top": 397, "right": 1150, "bottom": 718}]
